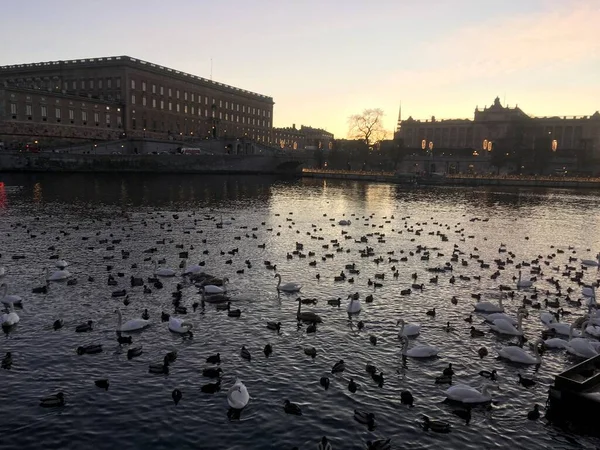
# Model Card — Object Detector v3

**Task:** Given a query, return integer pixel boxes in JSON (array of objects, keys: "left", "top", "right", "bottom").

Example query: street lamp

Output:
[{"left": 551, "top": 139, "right": 558, "bottom": 152}]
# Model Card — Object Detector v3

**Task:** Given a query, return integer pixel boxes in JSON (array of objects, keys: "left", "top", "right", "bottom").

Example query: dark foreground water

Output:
[{"left": 0, "top": 173, "right": 599, "bottom": 450}]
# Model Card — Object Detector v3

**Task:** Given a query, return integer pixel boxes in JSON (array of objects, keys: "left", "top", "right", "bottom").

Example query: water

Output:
[{"left": 0, "top": 173, "right": 599, "bottom": 450}]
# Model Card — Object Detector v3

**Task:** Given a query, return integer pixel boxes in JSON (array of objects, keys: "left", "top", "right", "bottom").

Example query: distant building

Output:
[
  {"left": 396, "top": 97, "right": 600, "bottom": 158},
  {"left": 272, "top": 124, "right": 334, "bottom": 150},
  {"left": 0, "top": 55, "right": 274, "bottom": 146}
]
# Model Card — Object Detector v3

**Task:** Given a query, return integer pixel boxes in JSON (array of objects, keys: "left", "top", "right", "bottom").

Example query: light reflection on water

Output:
[{"left": 0, "top": 172, "right": 599, "bottom": 449}]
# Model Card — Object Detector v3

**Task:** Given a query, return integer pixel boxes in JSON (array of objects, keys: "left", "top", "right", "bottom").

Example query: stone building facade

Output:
[
  {"left": 0, "top": 56, "right": 274, "bottom": 145},
  {"left": 272, "top": 124, "right": 334, "bottom": 150}
]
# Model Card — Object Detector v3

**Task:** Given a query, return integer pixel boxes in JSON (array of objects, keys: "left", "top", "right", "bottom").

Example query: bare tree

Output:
[{"left": 347, "top": 108, "right": 389, "bottom": 146}]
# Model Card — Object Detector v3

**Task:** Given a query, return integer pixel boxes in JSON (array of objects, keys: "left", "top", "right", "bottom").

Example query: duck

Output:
[
  {"left": 141, "top": 309, "right": 149, "bottom": 320},
  {"left": 354, "top": 409, "right": 375, "bottom": 427},
  {"left": 165, "top": 350, "right": 177, "bottom": 363},
  {"left": 400, "top": 336, "right": 439, "bottom": 358},
  {"left": 331, "top": 359, "right": 345, "bottom": 373},
  {"left": 2, "top": 352, "right": 13, "bottom": 369},
  {"left": 372, "top": 371, "right": 384, "bottom": 387},
  {"left": 527, "top": 404, "right": 540, "bottom": 420},
  {"left": 470, "top": 326, "right": 485, "bottom": 337},
  {"left": 266, "top": 321, "right": 281, "bottom": 332},
  {"left": 172, "top": 388, "right": 182, "bottom": 405},
  {"left": 422, "top": 416, "right": 451, "bottom": 433},
  {"left": 369, "top": 335, "right": 377, "bottom": 345},
  {"left": 283, "top": 399, "right": 302, "bottom": 415},
  {"left": 206, "top": 353, "right": 221, "bottom": 364},
  {"left": 348, "top": 378, "right": 358, "bottom": 393},
  {"left": 478, "top": 347, "right": 489, "bottom": 358},
  {"left": 52, "top": 319, "right": 64, "bottom": 331},
  {"left": 320, "top": 376, "right": 330, "bottom": 389},
  {"left": 75, "top": 320, "right": 93, "bottom": 332},
  {"left": 161, "top": 311, "right": 170, "bottom": 322},
  {"left": 367, "top": 438, "right": 391, "bottom": 450},
  {"left": 443, "top": 363, "right": 455, "bottom": 377},
  {"left": 227, "top": 379, "right": 249, "bottom": 409},
  {"left": 306, "top": 322, "right": 317, "bottom": 333},
  {"left": 40, "top": 392, "right": 65, "bottom": 407},
  {"left": 479, "top": 369, "right": 497, "bottom": 381},
  {"left": 296, "top": 298, "right": 322, "bottom": 323},
  {"left": 264, "top": 344, "right": 273, "bottom": 357},
  {"left": 227, "top": 303, "right": 241, "bottom": 318},
  {"left": 318, "top": 436, "right": 334, "bottom": 450},
  {"left": 396, "top": 318, "right": 421, "bottom": 337},
  {"left": 116, "top": 308, "right": 150, "bottom": 332},
  {"left": 117, "top": 334, "right": 132, "bottom": 345},
  {"left": 240, "top": 345, "right": 251, "bottom": 361},
  {"left": 202, "top": 367, "right": 223, "bottom": 378},
  {"left": 201, "top": 380, "right": 221, "bottom": 394},
  {"left": 327, "top": 297, "right": 341, "bottom": 307},
  {"left": 426, "top": 308, "right": 436, "bottom": 317},
  {"left": 275, "top": 273, "right": 301, "bottom": 293},
  {"left": 304, "top": 347, "right": 317, "bottom": 358},
  {"left": 94, "top": 379, "right": 109, "bottom": 390},
  {"left": 401, "top": 390, "right": 414, "bottom": 406},
  {"left": 444, "top": 384, "right": 496, "bottom": 404},
  {"left": 77, "top": 344, "right": 103, "bottom": 355},
  {"left": 149, "top": 356, "right": 170, "bottom": 374},
  {"left": 127, "top": 346, "right": 143, "bottom": 360},
  {"left": 517, "top": 374, "right": 536, "bottom": 388}
]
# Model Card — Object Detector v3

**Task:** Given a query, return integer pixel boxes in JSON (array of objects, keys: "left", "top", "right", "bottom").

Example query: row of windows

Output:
[
  {"left": 9, "top": 103, "right": 121, "bottom": 126},
  {"left": 65, "top": 77, "right": 121, "bottom": 91},
  {"left": 131, "top": 79, "right": 270, "bottom": 118}
]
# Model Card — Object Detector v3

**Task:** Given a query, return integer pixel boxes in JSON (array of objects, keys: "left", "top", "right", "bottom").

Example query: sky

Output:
[{"left": 1, "top": 0, "right": 599, "bottom": 138}]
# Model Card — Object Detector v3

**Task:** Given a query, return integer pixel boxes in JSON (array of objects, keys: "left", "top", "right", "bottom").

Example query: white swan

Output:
[
  {"left": 46, "top": 267, "right": 71, "bottom": 281},
  {"left": 543, "top": 336, "right": 569, "bottom": 349},
  {"left": 55, "top": 258, "right": 69, "bottom": 269},
  {"left": 546, "top": 320, "right": 582, "bottom": 337},
  {"left": 0, "top": 283, "right": 23, "bottom": 307},
  {"left": 540, "top": 311, "right": 558, "bottom": 326},
  {"left": 227, "top": 379, "right": 249, "bottom": 409},
  {"left": 444, "top": 384, "right": 496, "bottom": 404},
  {"left": 182, "top": 260, "right": 203, "bottom": 276},
  {"left": 116, "top": 308, "right": 150, "bottom": 332},
  {"left": 168, "top": 317, "right": 192, "bottom": 334},
  {"left": 0, "top": 267, "right": 6, "bottom": 278},
  {"left": 1, "top": 305, "right": 20, "bottom": 327},
  {"left": 498, "top": 339, "right": 543, "bottom": 364},
  {"left": 489, "top": 311, "right": 526, "bottom": 336},
  {"left": 474, "top": 296, "right": 504, "bottom": 313},
  {"left": 203, "top": 278, "right": 229, "bottom": 295},
  {"left": 581, "top": 253, "right": 600, "bottom": 267},
  {"left": 400, "top": 337, "right": 439, "bottom": 358},
  {"left": 154, "top": 261, "right": 176, "bottom": 277},
  {"left": 582, "top": 286, "right": 596, "bottom": 298},
  {"left": 396, "top": 319, "right": 421, "bottom": 337},
  {"left": 516, "top": 270, "right": 533, "bottom": 289},
  {"left": 485, "top": 311, "right": 522, "bottom": 326},
  {"left": 566, "top": 321, "right": 598, "bottom": 358},
  {"left": 347, "top": 296, "right": 361, "bottom": 314},
  {"left": 275, "top": 274, "right": 301, "bottom": 293}
]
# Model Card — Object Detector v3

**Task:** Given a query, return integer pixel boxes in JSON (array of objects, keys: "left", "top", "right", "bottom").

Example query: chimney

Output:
[{"left": 292, "top": 124, "right": 296, "bottom": 129}]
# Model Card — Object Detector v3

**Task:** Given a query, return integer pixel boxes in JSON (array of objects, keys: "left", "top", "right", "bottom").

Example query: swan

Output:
[
  {"left": 55, "top": 257, "right": 69, "bottom": 269},
  {"left": 400, "top": 337, "right": 439, "bottom": 358},
  {"left": 516, "top": 270, "right": 533, "bottom": 289},
  {"left": 581, "top": 253, "right": 600, "bottom": 267},
  {"left": 444, "top": 384, "right": 496, "bottom": 404},
  {"left": 489, "top": 311, "right": 526, "bottom": 336},
  {"left": 498, "top": 339, "right": 543, "bottom": 364},
  {"left": 566, "top": 321, "right": 598, "bottom": 358},
  {"left": 1, "top": 305, "right": 20, "bottom": 327},
  {"left": 203, "top": 278, "right": 229, "bottom": 295},
  {"left": 546, "top": 320, "right": 582, "bottom": 337},
  {"left": 296, "top": 298, "right": 322, "bottom": 323},
  {"left": 582, "top": 286, "right": 596, "bottom": 298},
  {"left": 168, "top": 317, "right": 193, "bottom": 334},
  {"left": 474, "top": 296, "right": 504, "bottom": 313},
  {"left": 540, "top": 311, "right": 558, "bottom": 326},
  {"left": 0, "top": 283, "right": 23, "bottom": 307},
  {"left": 485, "top": 312, "right": 518, "bottom": 326},
  {"left": 396, "top": 319, "right": 421, "bottom": 337},
  {"left": 275, "top": 274, "right": 301, "bottom": 293},
  {"left": 116, "top": 308, "right": 150, "bottom": 332},
  {"left": 199, "top": 287, "right": 229, "bottom": 304},
  {"left": 227, "top": 379, "right": 249, "bottom": 409},
  {"left": 347, "top": 295, "right": 361, "bottom": 314},
  {"left": 543, "top": 336, "right": 569, "bottom": 349},
  {"left": 153, "top": 261, "right": 176, "bottom": 277},
  {"left": 0, "top": 267, "right": 5, "bottom": 278},
  {"left": 46, "top": 267, "right": 71, "bottom": 281},
  {"left": 182, "top": 260, "right": 203, "bottom": 275}
]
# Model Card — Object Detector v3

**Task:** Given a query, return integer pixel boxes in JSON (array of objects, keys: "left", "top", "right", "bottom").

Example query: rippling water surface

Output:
[{"left": 1, "top": 173, "right": 600, "bottom": 450}]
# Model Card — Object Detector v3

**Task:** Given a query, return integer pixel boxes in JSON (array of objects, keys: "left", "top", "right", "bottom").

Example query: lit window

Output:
[
  {"left": 10, "top": 103, "right": 16, "bottom": 115},
  {"left": 242, "top": 117, "right": 245, "bottom": 124},
  {"left": 204, "top": 109, "right": 208, "bottom": 116},
  {"left": 131, "top": 79, "right": 135, "bottom": 89},
  {"left": 204, "top": 97, "right": 208, "bottom": 105},
  {"left": 252, "top": 108, "right": 256, "bottom": 114},
  {"left": 236, "top": 115, "right": 239, "bottom": 123},
  {"left": 131, "top": 95, "right": 136, "bottom": 104},
  {"left": 55, "top": 108, "right": 61, "bottom": 119},
  {"left": 184, "top": 105, "right": 188, "bottom": 114},
  {"left": 219, "top": 112, "right": 222, "bottom": 119},
  {"left": 168, "top": 102, "right": 172, "bottom": 111},
  {"left": 191, "top": 93, "right": 195, "bottom": 102},
  {"left": 176, "top": 104, "right": 180, "bottom": 112},
  {"left": 191, "top": 106, "right": 195, "bottom": 115},
  {"left": 225, "top": 113, "right": 229, "bottom": 121},
  {"left": 176, "top": 90, "right": 180, "bottom": 99},
  {"left": 226, "top": 101, "right": 229, "bottom": 109},
  {"left": 242, "top": 105, "right": 246, "bottom": 113},
  {"left": 236, "top": 104, "right": 239, "bottom": 112},
  {"left": 168, "top": 88, "right": 172, "bottom": 97},
  {"left": 262, "top": 120, "right": 265, "bottom": 127},
  {"left": 26, "top": 105, "right": 32, "bottom": 116}
]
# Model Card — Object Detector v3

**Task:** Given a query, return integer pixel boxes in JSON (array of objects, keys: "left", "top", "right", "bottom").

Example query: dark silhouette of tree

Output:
[{"left": 347, "top": 109, "right": 389, "bottom": 146}]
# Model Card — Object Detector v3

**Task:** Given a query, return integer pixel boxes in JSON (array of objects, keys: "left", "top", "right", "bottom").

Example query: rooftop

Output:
[{"left": 0, "top": 55, "right": 273, "bottom": 101}]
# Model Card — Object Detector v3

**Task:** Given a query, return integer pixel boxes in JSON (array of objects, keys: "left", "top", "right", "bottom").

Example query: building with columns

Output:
[{"left": 272, "top": 124, "right": 334, "bottom": 151}]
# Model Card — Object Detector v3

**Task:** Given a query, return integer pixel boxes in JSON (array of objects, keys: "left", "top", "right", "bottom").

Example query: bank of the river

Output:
[{"left": 301, "top": 168, "right": 600, "bottom": 189}]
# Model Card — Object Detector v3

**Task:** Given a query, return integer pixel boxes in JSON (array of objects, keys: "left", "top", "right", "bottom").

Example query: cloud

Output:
[{"left": 389, "top": 0, "right": 600, "bottom": 87}]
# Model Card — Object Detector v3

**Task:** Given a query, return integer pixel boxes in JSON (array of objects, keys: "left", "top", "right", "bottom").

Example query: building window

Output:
[
  {"left": 252, "top": 108, "right": 256, "bottom": 114},
  {"left": 160, "top": 86, "right": 164, "bottom": 95},
  {"left": 225, "top": 113, "right": 229, "bottom": 121},
  {"left": 237, "top": 104, "right": 240, "bottom": 112},
  {"left": 94, "top": 112, "right": 99, "bottom": 124},
  {"left": 204, "top": 97, "right": 208, "bottom": 105},
  {"left": 116, "top": 78, "right": 121, "bottom": 88},
  {"left": 131, "top": 95, "right": 136, "bottom": 104},
  {"left": 107, "top": 78, "right": 112, "bottom": 89},
  {"left": 184, "top": 92, "right": 188, "bottom": 101},
  {"left": 168, "top": 88, "right": 172, "bottom": 97},
  {"left": 168, "top": 102, "right": 172, "bottom": 111},
  {"left": 176, "top": 104, "right": 180, "bottom": 112},
  {"left": 242, "top": 117, "right": 245, "bottom": 124},
  {"left": 90, "top": 79, "right": 94, "bottom": 89},
  {"left": 68, "top": 109, "right": 74, "bottom": 120},
  {"left": 142, "top": 81, "right": 146, "bottom": 92},
  {"left": 252, "top": 118, "right": 255, "bottom": 125},
  {"left": 184, "top": 105, "right": 188, "bottom": 114},
  {"left": 82, "top": 110, "right": 87, "bottom": 122},
  {"left": 106, "top": 113, "right": 111, "bottom": 126},
  {"left": 219, "top": 112, "right": 222, "bottom": 119},
  {"left": 98, "top": 79, "right": 103, "bottom": 89},
  {"left": 152, "top": 99, "right": 156, "bottom": 108},
  {"left": 72, "top": 81, "right": 76, "bottom": 90},
  {"left": 225, "top": 101, "right": 229, "bottom": 109},
  {"left": 191, "top": 106, "right": 195, "bottom": 115},
  {"left": 117, "top": 116, "right": 122, "bottom": 128},
  {"left": 55, "top": 107, "right": 61, "bottom": 119},
  {"left": 236, "top": 115, "right": 239, "bottom": 123},
  {"left": 26, "top": 105, "right": 32, "bottom": 117},
  {"left": 132, "top": 118, "right": 136, "bottom": 129},
  {"left": 116, "top": 93, "right": 121, "bottom": 101},
  {"left": 219, "top": 100, "right": 222, "bottom": 107},
  {"left": 10, "top": 103, "right": 16, "bottom": 115},
  {"left": 131, "top": 79, "right": 135, "bottom": 89},
  {"left": 152, "top": 84, "right": 156, "bottom": 94},
  {"left": 242, "top": 105, "right": 246, "bottom": 113},
  {"left": 204, "top": 109, "right": 208, "bottom": 116},
  {"left": 176, "top": 90, "right": 180, "bottom": 99},
  {"left": 268, "top": 111, "right": 271, "bottom": 118},
  {"left": 142, "top": 97, "right": 146, "bottom": 106},
  {"left": 160, "top": 100, "right": 164, "bottom": 110},
  {"left": 262, "top": 120, "right": 265, "bottom": 127},
  {"left": 191, "top": 93, "right": 194, "bottom": 102}
]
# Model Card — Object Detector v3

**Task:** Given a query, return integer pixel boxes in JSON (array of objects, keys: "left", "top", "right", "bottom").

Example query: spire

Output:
[{"left": 396, "top": 101, "right": 402, "bottom": 132}]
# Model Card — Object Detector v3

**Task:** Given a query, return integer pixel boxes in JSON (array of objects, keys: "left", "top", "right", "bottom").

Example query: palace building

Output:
[{"left": 0, "top": 55, "right": 274, "bottom": 145}]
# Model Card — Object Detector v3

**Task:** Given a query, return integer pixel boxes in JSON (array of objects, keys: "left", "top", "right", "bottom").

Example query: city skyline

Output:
[{"left": 2, "top": 0, "right": 599, "bottom": 139}]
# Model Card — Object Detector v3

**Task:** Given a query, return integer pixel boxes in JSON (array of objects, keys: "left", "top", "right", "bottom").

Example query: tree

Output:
[{"left": 347, "top": 109, "right": 389, "bottom": 146}]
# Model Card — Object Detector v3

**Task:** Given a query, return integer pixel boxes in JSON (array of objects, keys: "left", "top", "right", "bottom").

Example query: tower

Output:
[{"left": 395, "top": 102, "right": 402, "bottom": 132}]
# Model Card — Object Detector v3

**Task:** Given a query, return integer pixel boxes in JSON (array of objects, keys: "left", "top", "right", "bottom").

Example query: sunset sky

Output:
[{"left": 2, "top": 0, "right": 599, "bottom": 138}]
